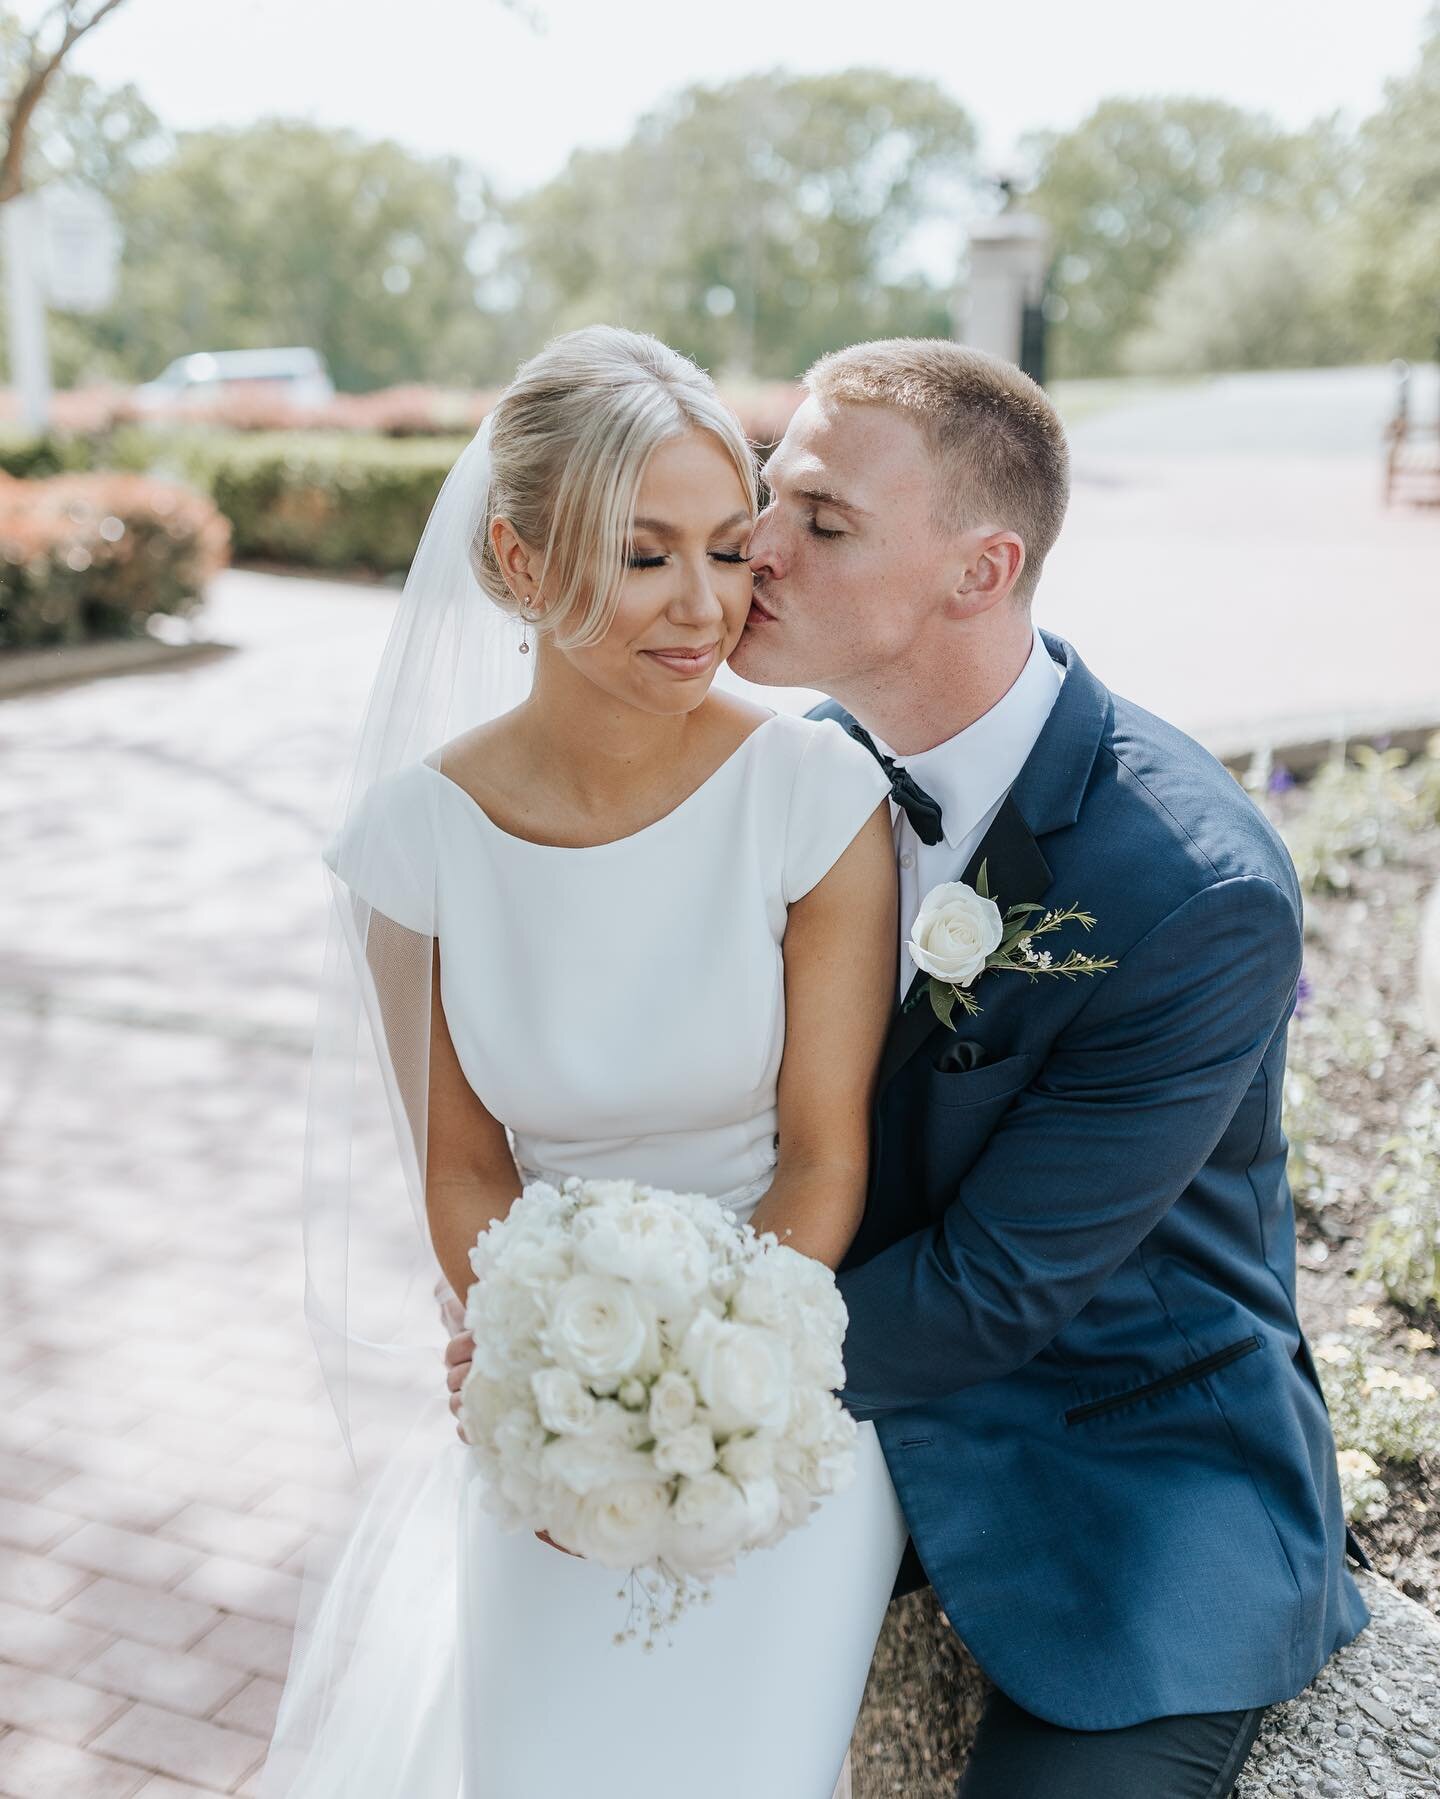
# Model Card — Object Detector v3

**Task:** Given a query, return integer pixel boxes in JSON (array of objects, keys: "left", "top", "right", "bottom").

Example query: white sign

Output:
[{"left": 38, "top": 180, "right": 121, "bottom": 314}]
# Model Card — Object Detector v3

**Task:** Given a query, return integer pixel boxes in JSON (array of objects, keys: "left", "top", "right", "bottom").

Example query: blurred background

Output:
[{"left": 1, "top": 2, "right": 1438, "bottom": 1794}]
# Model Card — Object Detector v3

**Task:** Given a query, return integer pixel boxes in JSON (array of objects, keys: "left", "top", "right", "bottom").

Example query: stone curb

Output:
[{"left": 0, "top": 635, "right": 236, "bottom": 699}]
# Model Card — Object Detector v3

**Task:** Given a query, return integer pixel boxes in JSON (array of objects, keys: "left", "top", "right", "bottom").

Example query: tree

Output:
[
  {"left": 0, "top": 0, "right": 138, "bottom": 203},
  {"left": 508, "top": 69, "right": 977, "bottom": 379},
  {"left": 1021, "top": 99, "right": 1337, "bottom": 377},
  {"left": 1335, "top": 5, "right": 1440, "bottom": 361},
  {"left": 98, "top": 120, "right": 514, "bottom": 390},
  {"left": 1122, "top": 206, "right": 1361, "bottom": 375}
]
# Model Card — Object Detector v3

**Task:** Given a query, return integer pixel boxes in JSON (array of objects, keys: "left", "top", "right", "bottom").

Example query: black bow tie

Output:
[{"left": 845, "top": 721, "right": 945, "bottom": 847}]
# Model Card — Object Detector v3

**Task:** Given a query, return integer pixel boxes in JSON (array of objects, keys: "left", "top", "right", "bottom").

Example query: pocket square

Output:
[{"left": 932, "top": 1038, "right": 989, "bottom": 1075}]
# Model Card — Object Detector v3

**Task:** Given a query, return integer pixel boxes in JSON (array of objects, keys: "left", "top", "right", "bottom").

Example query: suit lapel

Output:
[{"left": 876, "top": 793, "right": 1053, "bottom": 1088}]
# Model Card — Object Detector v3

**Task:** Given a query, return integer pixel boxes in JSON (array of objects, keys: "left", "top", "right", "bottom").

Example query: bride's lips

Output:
[{"left": 641, "top": 641, "right": 720, "bottom": 677}]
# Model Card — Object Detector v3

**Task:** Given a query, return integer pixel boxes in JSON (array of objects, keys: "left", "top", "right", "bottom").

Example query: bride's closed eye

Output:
[{"left": 627, "top": 550, "right": 753, "bottom": 569}]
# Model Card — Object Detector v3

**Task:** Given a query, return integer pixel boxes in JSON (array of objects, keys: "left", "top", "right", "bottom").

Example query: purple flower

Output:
[
  {"left": 1267, "top": 763, "right": 1296, "bottom": 794},
  {"left": 1295, "top": 969, "right": 1313, "bottom": 1019}
]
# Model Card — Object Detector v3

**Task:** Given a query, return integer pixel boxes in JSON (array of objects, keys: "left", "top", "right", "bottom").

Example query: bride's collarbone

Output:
[{"left": 433, "top": 706, "right": 772, "bottom": 848}]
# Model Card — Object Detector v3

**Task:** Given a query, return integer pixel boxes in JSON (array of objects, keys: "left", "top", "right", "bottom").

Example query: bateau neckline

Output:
[{"left": 420, "top": 710, "right": 784, "bottom": 851}]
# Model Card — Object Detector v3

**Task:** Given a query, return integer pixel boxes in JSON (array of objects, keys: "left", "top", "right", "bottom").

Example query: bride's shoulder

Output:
[{"left": 755, "top": 709, "right": 890, "bottom": 793}]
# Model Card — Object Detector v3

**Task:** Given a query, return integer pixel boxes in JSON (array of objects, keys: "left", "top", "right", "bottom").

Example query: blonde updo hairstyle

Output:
[{"left": 471, "top": 325, "right": 760, "bottom": 651}]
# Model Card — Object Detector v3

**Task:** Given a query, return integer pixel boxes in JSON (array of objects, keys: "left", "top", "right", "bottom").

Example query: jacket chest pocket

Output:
[{"left": 916, "top": 1050, "right": 1037, "bottom": 1208}]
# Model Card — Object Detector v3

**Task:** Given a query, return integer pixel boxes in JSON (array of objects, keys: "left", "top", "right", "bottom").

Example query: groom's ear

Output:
[{"left": 946, "top": 528, "right": 1026, "bottom": 618}]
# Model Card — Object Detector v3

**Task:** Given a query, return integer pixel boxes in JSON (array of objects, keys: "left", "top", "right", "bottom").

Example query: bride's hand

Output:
[
  {"left": 442, "top": 1316, "right": 583, "bottom": 1559},
  {"left": 444, "top": 1326, "right": 475, "bottom": 1441}
]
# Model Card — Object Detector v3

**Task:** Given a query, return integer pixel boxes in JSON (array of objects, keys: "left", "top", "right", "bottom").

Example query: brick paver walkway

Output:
[{"left": 2, "top": 426, "right": 1436, "bottom": 1793}]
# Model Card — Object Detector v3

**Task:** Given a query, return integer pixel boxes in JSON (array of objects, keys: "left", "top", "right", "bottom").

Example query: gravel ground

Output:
[{"left": 1276, "top": 783, "right": 1440, "bottom": 1612}]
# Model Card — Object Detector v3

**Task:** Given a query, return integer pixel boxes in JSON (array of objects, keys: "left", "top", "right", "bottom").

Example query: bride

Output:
[{"left": 259, "top": 324, "right": 910, "bottom": 1798}]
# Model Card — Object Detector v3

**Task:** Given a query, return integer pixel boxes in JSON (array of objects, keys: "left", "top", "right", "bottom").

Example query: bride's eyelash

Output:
[{"left": 626, "top": 551, "right": 752, "bottom": 569}]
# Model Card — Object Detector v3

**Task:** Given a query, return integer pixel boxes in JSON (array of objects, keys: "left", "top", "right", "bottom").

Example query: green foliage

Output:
[
  {"left": 1275, "top": 746, "right": 1424, "bottom": 896},
  {"left": 1315, "top": 1321, "right": 1440, "bottom": 1475},
  {"left": 1358, "top": 1081, "right": 1440, "bottom": 1315},
  {"left": 1282, "top": 1067, "right": 1333, "bottom": 1216},
  {"left": 68, "top": 120, "right": 518, "bottom": 392},
  {"left": 1122, "top": 206, "right": 1362, "bottom": 376},
  {"left": 200, "top": 432, "right": 469, "bottom": 573},
  {"left": 0, "top": 470, "right": 228, "bottom": 648},
  {"left": 1332, "top": 6, "right": 1440, "bottom": 360},
  {"left": 510, "top": 69, "right": 976, "bottom": 380},
  {"left": 1021, "top": 98, "right": 1333, "bottom": 378}
]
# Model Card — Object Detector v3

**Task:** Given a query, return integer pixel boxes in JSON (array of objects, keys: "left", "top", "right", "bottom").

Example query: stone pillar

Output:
[{"left": 960, "top": 212, "right": 1052, "bottom": 374}]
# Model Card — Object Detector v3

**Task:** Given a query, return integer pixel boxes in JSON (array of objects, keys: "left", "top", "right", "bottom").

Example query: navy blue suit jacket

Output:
[{"left": 810, "top": 631, "right": 1370, "bottom": 1730}]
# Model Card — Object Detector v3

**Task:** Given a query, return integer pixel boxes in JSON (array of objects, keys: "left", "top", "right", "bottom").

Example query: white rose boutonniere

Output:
[{"left": 906, "top": 859, "right": 1118, "bottom": 1027}]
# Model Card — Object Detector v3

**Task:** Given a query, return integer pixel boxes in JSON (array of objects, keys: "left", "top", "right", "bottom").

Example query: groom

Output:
[{"left": 445, "top": 339, "right": 1371, "bottom": 1796}]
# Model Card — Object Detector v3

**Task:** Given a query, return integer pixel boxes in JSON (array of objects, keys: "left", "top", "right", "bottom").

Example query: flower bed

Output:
[{"left": 1257, "top": 740, "right": 1440, "bottom": 1610}]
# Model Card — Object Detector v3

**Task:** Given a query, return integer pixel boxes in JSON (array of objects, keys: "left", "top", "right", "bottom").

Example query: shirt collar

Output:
[{"left": 873, "top": 628, "right": 1064, "bottom": 851}]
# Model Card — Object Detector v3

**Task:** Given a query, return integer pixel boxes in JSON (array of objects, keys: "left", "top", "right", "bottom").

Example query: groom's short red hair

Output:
[{"left": 802, "top": 338, "right": 1069, "bottom": 605}]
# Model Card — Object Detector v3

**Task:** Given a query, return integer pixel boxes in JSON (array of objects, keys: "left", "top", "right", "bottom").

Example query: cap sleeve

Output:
[
  {"left": 782, "top": 718, "right": 892, "bottom": 904},
  {"left": 320, "top": 764, "right": 438, "bottom": 936}
]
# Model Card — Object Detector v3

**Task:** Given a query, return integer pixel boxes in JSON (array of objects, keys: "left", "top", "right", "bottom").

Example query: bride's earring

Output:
[{"left": 519, "top": 617, "right": 530, "bottom": 656}]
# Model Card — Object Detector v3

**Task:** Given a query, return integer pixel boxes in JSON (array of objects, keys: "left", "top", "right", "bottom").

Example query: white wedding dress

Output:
[{"left": 274, "top": 709, "right": 909, "bottom": 1799}]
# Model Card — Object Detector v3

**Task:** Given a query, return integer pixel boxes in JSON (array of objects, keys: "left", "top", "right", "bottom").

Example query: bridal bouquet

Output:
[{"left": 457, "top": 1175, "right": 858, "bottom": 1647}]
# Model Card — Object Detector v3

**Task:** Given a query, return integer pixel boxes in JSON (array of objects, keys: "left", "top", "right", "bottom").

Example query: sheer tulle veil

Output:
[{"left": 258, "top": 412, "right": 533, "bottom": 1795}]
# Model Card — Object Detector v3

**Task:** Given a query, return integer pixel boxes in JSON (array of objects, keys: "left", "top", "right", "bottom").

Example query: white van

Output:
[{"left": 132, "top": 346, "right": 335, "bottom": 413}]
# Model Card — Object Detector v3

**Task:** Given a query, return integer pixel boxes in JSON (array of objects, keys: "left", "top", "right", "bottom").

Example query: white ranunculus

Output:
[
  {"left": 572, "top": 1477, "right": 673, "bottom": 1567},
  {"left": 681, "top": 1310, "right": 792, "bottom": 1433},
  {"left": 648, "top": 1370, "right": 698, "bottom": 1437},
  {"left": 545, "top": 1273, "right": 652, "bottom": 1380},
  {"left": 664, "top": 1471, "right": 754, "bottom": 1572},
  {"left": 908, "top": 880, "right": 1004, "bottom": 987},
  {"left": 654, "top": 1422, "right": 717, "bottom": 1479},
  {"left": 530, "top": 1367, "right": 597, "bottom": 1436}
]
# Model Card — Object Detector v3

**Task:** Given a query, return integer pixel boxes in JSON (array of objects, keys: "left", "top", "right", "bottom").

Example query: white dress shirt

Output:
[{"left": 872, "top": 628, "right": 1065, "bottom": 999}]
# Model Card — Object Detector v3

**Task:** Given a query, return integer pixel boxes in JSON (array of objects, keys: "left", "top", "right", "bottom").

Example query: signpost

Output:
[{"left": 1, "top": 179, "right": 122, "bottom": 432}]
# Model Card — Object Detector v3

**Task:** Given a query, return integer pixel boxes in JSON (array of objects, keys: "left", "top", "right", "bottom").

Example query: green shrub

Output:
[
  {"left": 0, "top": 471, "right": 230, "bottom": 649},
  {"left": 1358, "top": 1080, "right": 1440, "bottom": 1314}
]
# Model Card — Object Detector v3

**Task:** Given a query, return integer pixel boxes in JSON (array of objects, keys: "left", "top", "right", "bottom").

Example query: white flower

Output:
[
  {"left": 649, "top": 1370, "right": 698, "bottom": 1437},
  {"left": 544, "top": 1273, "right": 653, "bottom": 1381},
  {"left": 541, "top": 1433, "right": 652, "bottom": 1497},
  {"left": 908, "top": 880, "right": 1005, "bottom": 987},
  {"left": 680, "top": 1310, "right": 793, "bottom": 1433},
  {"left": 664, "top": 1471, "right": 754, "bottom": 1573},
  {"left": 530, "top": 1367, "right": 597, "bottom": 1436},
  {"left": 718, "top": 1432, "right": 775, "bottom": 1482},
  {"left": 571, "top": 1478, "right": 673, "bottom": 1567},
  {"left": 654, "top": 1422, "right": 717, "bottom": 1479}
]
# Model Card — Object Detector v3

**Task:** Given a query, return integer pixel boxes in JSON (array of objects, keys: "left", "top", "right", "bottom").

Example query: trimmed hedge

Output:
[{"left": 0, "top": 471, "right": 230, "bottom": 650}]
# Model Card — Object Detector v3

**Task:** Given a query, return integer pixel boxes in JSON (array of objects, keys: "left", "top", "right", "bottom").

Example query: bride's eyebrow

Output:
[{"left": 632, "top": 510, "right": 753, "bottom": 536}]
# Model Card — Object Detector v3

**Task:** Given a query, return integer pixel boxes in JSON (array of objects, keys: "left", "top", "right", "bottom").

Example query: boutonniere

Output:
[{"left": 903, "top": 860, "right": 1118, "bottom": 1028}]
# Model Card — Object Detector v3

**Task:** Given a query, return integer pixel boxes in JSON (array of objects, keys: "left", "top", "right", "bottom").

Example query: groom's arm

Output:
[{"left": 834, "top": 872, "right": 1302, "bottom": 1420}]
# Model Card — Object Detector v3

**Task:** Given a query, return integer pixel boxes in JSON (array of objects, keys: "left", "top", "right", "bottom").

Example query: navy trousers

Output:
[{"left": 955, "top": 1688, "right": 1269, "bottom": 1799}]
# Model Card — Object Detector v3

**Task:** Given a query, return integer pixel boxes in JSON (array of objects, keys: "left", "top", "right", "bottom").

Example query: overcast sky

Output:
[{"left": 64, "top": 0, "right": 1434, "bottom": 197}]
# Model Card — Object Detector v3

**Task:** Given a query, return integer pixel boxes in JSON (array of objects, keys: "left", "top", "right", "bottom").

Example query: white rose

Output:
[
  {"left": 648, "top": 1370, "right": 698, "bottom": 1437},
  {"left": 664, "top": 1471, "right": 754, "bottom": 1573},
  {"left": 718, "top": 1432, "right": 775, "bottom": 1482},
  {"left": 575, "top": 1200, "right": 712, "bottom": 1315},
  {"left": 530, "top": 1367, "right": 597, "bottom": 1436},
  {"left": 540, "top": 1433, "right": 652, "bottom": 1497},
  {"left": 681, "top": 1311, "right": 792, "bottom": 1433},
  {"left": 654, "top": 1422, "right": 717, "bottom": 1479},
  {"left": 570, "top": 1477, "right": 672, "bottom": 1568},
  {"left": 544, "top": 1273, "right": 653, "bottom": 1380},
  {"left": 908, "top": 880, "right": 1004, "bottom": 987}
]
